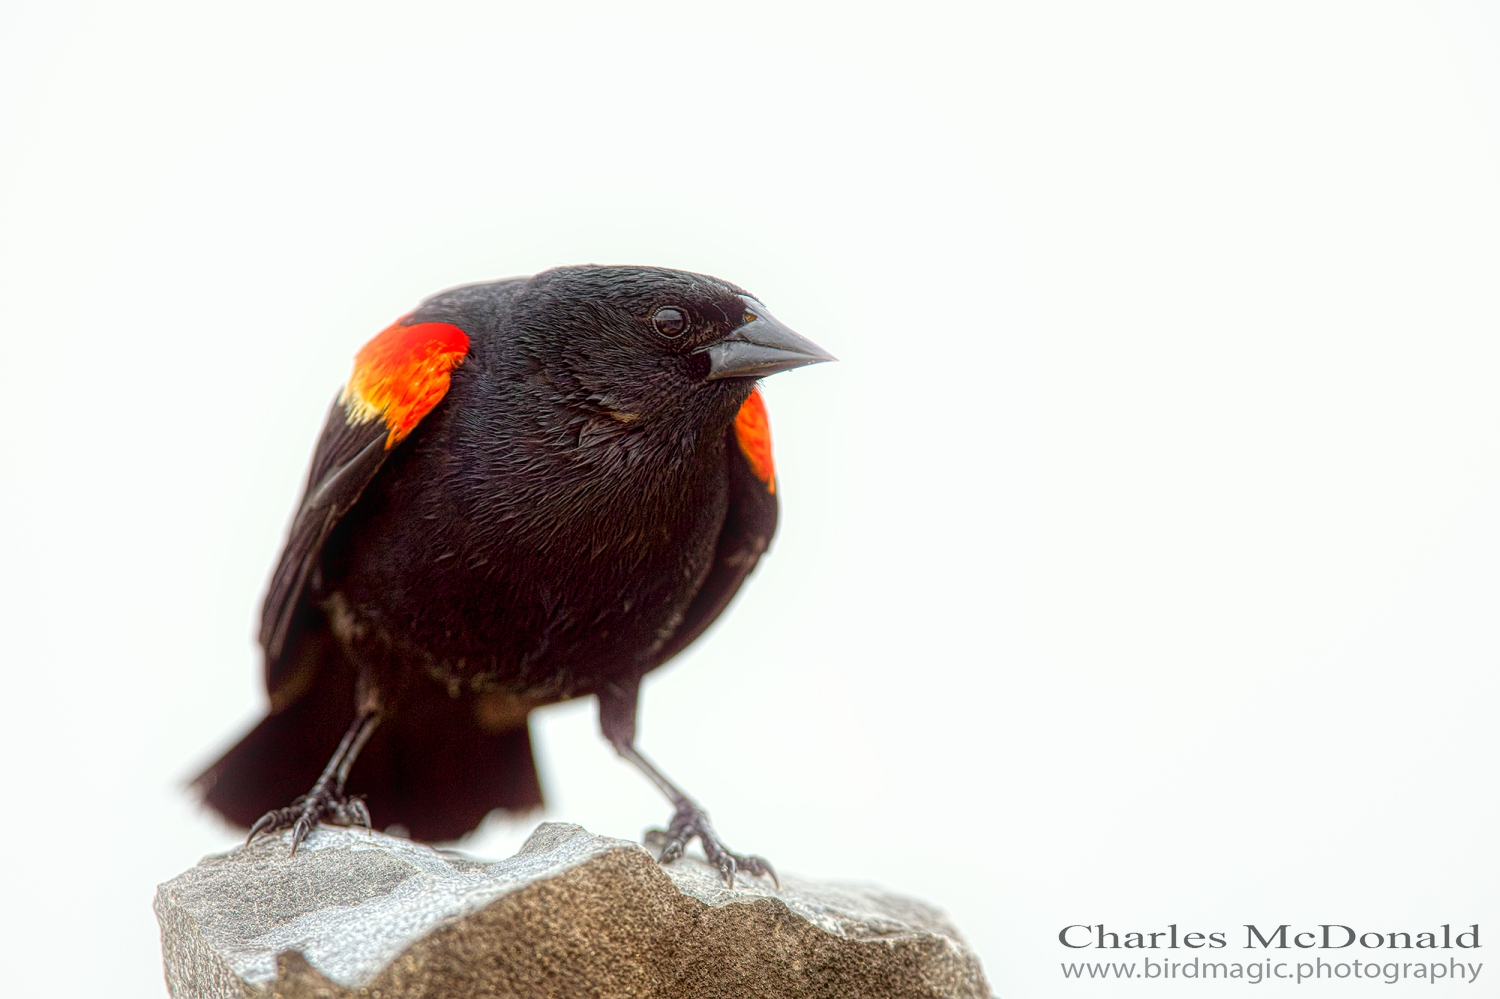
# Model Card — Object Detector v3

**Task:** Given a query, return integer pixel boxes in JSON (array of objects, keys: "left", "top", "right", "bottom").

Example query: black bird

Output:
[{"left": 194, "top": 265, "right": 833, "bottom": 884}]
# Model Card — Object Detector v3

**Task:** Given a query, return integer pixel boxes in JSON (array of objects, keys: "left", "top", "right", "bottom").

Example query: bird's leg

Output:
[
  {"left": 598, "top": 679, "right": 776, "bottom": 889},
  {"left": 623, "top": 745, "right": 779, "bottom": 889},
  {"left": 248, "top": 676, "right": 384, "bottom": 855}
]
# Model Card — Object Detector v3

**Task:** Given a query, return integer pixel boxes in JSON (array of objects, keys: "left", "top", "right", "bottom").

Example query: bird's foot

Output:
[
  {"left": 645, "top": 801, "right": 777, "bottom": 890},
  {"left": 246, "top": 782, "right": 370, "bottom": 855}
]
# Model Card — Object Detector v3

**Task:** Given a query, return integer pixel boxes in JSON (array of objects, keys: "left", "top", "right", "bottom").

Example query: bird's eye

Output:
[
  {"left": 743, "top": 310, "right": 758, "bottom": 324},
  {"left": 652, "top": 307, "right": 688, "bottom": 338}
]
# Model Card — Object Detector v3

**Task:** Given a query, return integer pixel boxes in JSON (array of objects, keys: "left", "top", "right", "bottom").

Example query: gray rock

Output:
[{"left": 155, "top": 822, "right": 990, "bottom": 999}]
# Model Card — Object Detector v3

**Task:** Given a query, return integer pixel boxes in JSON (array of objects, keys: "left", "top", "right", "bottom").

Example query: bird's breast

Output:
[{"left": 325, "top": 421, "right": 731, "bottom": 700}]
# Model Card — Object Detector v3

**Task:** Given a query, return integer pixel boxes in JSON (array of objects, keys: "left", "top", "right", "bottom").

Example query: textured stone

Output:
[{"left": 155, "top": 822, "right": 990, "bottom": 999}]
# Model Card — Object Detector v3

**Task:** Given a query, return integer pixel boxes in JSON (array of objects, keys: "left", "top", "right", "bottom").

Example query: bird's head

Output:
[{"left": 506, "top": 265, "right": 834, "bottom": 432}]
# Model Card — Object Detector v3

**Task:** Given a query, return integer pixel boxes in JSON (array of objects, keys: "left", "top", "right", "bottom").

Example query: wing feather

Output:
[
  {"left": 258, "top": 318, "right": 469, "bottom": 698},
  {"left": 259, "top": 410, "right": 387, "bottom": 667},
  {"left": 651, "top": 398, "right": 779, "bottom": 667}
]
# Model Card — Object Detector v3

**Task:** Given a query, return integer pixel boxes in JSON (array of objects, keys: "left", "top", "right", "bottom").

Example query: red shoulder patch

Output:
[
  {"left": 342, "top": 317, "right": 470, "bottom": 447},
  {"left": 733, "top": 388, "right": 775, "bottom": 494}
]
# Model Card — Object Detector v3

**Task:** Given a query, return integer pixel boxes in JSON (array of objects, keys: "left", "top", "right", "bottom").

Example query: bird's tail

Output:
[{"left": 193, "top": 644, "right": 543, "bottom": 843}]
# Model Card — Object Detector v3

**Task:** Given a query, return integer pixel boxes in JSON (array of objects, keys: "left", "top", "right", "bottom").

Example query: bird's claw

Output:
[
  {"left": 645, "top": 802, "right": 777, "bottom": 890},
  {"left": 246, "top": 784, "right": 370, "bottom": 855}
]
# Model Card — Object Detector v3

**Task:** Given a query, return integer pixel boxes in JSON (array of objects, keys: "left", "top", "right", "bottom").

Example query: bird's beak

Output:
[{"left": 700, "top": 296, "right": 837, "bottom": 381}]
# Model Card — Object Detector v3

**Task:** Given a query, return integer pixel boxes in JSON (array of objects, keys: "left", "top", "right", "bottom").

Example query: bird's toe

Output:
[
  {"left": 243, "top": 785, "right": 367, "bottom": 855},
  {"left": 646, "top": 802, "right": 775, "bottom": 889}
]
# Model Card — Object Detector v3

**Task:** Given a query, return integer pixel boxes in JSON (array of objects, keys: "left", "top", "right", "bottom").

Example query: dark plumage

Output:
[{"left": 194, "top": 265, "right": 832, "bottom": 884}]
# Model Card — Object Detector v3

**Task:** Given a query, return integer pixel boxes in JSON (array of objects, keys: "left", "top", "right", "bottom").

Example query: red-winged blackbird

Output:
[{"left": 194, "top": 265, "right": 833, "bottom": 884}]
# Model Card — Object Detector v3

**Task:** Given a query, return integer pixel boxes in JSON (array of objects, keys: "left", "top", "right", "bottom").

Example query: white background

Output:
[{"left": 3, "top": 2, "right": 1499, "bottom": 996}]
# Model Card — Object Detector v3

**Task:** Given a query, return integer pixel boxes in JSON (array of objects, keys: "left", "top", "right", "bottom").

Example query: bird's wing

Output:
[
  {"left": 652, "top": 388, "right": 780, "bottom": 667},
  {"left": 259, "top": 318, "right": 470, "bottom": 696}
]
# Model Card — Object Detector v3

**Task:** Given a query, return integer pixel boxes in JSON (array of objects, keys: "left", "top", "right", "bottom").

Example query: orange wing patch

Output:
[
  {"left": 341, "top": 318, "right": 470, "bottom": 447},
  {"left": 733, "top": 388, "right": 775, "bottom": 494}
]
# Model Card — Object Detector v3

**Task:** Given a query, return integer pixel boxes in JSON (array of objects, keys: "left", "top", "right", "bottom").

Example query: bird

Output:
[{"left": 193, "top": 264, "right": 834, "bottom": 886}]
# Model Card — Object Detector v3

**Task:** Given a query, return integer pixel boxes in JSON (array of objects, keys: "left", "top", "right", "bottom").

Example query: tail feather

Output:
[
  {"left": 350, "top": 694, "right": 544, "bottom": 842},
  {"left": 195, "top": 650, "right": 543, "bottom": 843},
  {"left": 194, "top": 649, "right": 355, "bottom": 829}
]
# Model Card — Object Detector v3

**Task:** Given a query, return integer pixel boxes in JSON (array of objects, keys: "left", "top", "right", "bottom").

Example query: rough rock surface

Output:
[{"left": 155, "top": 822, "right": 990, "bottom": 999}]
